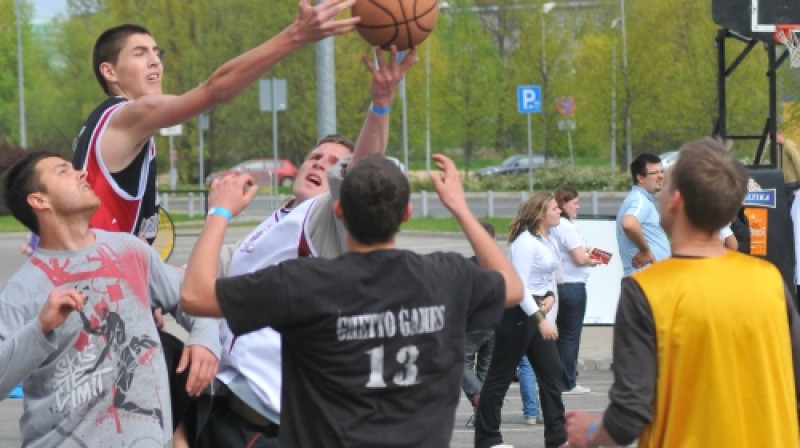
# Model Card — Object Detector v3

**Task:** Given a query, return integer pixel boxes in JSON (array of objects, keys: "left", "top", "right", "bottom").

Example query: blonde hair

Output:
[{"left": 508, "top": 192, "right": 553, "bottom": 243}]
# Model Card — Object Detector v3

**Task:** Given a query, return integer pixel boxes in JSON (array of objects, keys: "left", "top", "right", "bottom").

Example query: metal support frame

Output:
[{"left": 713, "top": 28, "right": 789, "bottom": 167}]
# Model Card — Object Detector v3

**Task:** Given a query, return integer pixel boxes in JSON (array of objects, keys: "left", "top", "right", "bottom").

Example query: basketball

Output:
[{"left": 351, "top": 0, "right": 440, "bottom": 51}]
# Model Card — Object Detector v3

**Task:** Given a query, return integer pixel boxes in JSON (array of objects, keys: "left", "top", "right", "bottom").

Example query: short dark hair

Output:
[
  {"left": 339, "top": 154, "right": 410, "bottom": 245},
  {"left": 315, "top": 134, "right": 355, "bottom": 152},
  {"left": 554, "top": 185, "right": 579, "bottom": 220},
  {"left": 93, "top": 24, "right": 152, "bottom": 96},
  {"left": 670, "top": 138, "right": 747, "bottom": 233},
  {"left": 2, "top": 151, "right": 61, "bottom": 234},
  {"left": 630, "top": 153, "right": 662, "bottom": 185}
]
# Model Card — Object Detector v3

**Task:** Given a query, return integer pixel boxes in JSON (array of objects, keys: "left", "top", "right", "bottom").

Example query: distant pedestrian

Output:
[
  {"left": 463, "top": 221, "right": 500, "bottom": 427},
  {"left": 566, "top": 138, "right": 800, "bottom": 448}
]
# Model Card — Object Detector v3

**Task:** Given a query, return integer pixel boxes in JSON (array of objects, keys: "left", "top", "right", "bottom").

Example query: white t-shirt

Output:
[{"left": 550, "top": 217, "right": 591, "bottom": 283}]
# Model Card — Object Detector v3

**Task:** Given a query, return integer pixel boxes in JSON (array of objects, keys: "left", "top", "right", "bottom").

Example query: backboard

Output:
[{"left": 712, "top": 0, "right": 800, "bottom": 41}]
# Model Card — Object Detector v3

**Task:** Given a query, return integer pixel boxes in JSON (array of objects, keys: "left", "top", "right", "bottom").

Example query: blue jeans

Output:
[
  {"left": 518, "top": 356, "right": 541, "bottom": 418},
  {"left": 463, "top": 330, "right": 495, "bottom": 404},
  {"left": 556, "top": 282, "right": 588, "bottom": 390}
]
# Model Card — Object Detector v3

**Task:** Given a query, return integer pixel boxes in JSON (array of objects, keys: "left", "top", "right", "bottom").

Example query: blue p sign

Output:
[{"left": 518, "top": 85, "right": 542, "bottom": 114}]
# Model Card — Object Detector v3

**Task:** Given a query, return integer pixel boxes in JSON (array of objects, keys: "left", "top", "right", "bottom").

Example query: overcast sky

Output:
[{"left": 30, "top": 0, "right": 67, "bottom": 20}]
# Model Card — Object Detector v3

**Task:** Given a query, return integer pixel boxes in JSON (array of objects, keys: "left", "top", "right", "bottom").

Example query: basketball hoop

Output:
[{"left": 775, "top": 24, "right": 800, "bottom": 67}]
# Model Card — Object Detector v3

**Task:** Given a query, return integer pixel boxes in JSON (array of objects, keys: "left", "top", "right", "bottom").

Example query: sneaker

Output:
[
  {"left": 563, "top": 384, "right": 591, "bottom": 395},
  {"left": 466, "top": 414, "right": 476, "bottom": 427},
  {"left": 524, "top": 416, "right": 544, "bottom": 425}
]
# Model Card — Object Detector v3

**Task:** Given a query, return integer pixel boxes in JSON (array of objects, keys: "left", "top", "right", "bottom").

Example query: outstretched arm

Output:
[
  {"left": 181, "top": 173, "right": 258, "bottom": 317},
  {"left": 350, "top": 46, "right": 419, "bottom": 166},
  {"left": 430, "top": 154, "right": 523, "bottom": 307},
  {"left": 103, "top": 0, "right": 360, "bottom": 171}
]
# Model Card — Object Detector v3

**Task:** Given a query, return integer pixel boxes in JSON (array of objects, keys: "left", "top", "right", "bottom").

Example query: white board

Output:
[{"left": 574, "top": 217, "right": 624, "bottom": 324}]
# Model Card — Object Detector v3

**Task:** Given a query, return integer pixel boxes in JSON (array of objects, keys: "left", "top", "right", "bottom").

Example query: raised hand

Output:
[
  {"left": 364, "top": 45, "right": 419, "bottom": 107},
  {"left": 292, "top": 0, "right": 360, "bottom": 44},
  {"left": 208, "top": 172, "right": 258, "bottom": 218},
  {"left": 430, "top": 153, "right": 468, "bottom": 215}
]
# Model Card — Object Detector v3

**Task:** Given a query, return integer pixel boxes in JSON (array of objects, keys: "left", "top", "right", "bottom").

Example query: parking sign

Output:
[{"left": 517, "top": 85, "right": 542, "bottom": 114}]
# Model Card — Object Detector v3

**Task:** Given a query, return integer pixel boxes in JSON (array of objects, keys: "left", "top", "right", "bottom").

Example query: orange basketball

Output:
[{"left": 351, "top": 0, "right": 440, "bottom": 51}]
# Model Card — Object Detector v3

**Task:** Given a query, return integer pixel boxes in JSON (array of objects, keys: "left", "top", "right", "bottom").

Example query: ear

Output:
[
  {"left": 98, "top": 62, "right": 117, "bottom": 87},
  {"left": 26, "top": 192, "right": 49, "bottom": 212},
  {"left": 402, "top": 203, "right": 413, "bottom": 222},
  {"left": 333, "top": 200, "right": 344, "bottom": 220},
  {"left": 666, "top": 189, "right": 682, "bottom": 212}
]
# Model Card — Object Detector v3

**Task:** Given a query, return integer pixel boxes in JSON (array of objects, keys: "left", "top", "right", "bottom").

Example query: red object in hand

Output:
[{"left": 589, "top": 248, "right": 613, "bottom": 265}]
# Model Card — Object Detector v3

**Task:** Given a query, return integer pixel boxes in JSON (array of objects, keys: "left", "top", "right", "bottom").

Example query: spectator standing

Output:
[
  {"left": 550, "top": 186, "right": 600, "bottom": 394},
  {"left": 616, "top": 153, "right": 670, "bottom": 276}
]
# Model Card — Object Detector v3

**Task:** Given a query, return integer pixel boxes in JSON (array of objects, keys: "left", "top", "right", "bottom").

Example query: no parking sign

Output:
[{"left": 556, "top": 97, "right": 576, "bottom": 117}]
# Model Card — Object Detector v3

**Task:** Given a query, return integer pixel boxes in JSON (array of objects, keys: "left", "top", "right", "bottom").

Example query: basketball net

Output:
[{"left": 776, "top": 25, "right": 800, "bottom": 68}]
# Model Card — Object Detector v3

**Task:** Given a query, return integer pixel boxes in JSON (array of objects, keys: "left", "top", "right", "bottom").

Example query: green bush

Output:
[{"left": 409, "top": 165, "right": 630, "bottom": 193}]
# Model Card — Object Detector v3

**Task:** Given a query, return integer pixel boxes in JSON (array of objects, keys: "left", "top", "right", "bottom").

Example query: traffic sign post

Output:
[
  {"left": 518, "top": 85, "right": 542, "bottom": 192},
  {"left": 556, "top": 97, "right": 577, "bottom": 166},
  {"left": 160, "top": 125, "right": 183, "bottom": 190}
]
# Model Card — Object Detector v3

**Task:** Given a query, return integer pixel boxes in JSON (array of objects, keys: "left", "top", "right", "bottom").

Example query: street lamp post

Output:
[
  {"left": 539, "top": 2, "right": 555, "bottom": 172},
  {"left": 425, "top": 42, "right": 431, "bottom": 173},
  {"left": 610, "top": 18, "right": 620, "bottom": 171},
  {"left": 620, "top": 0, "right": 631, "bottom": 167},
  {"left": 15, "top": 0, "right": 26, "bottom": 149}
]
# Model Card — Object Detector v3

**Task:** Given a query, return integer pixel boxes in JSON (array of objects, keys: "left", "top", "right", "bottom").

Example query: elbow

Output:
[
  {"left": 505, "top": 277, "right": 524, "bottom": 307},
  {"left": 179, "top": 283, "right": 207, "bottom": 317},
  {"left": 179, "top": 286, "right": 199, "bottom": 315},
  {"left": 621, "top": 216, "right": 638, "bottom": 232}
]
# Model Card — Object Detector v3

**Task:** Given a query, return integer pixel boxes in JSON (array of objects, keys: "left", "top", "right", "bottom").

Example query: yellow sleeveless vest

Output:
[{"left": 632, "top": 252, "right": 799, "bottom": 447}]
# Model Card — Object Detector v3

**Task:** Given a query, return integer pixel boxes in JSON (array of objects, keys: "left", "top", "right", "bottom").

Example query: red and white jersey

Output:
[
  {"left": 73, "top": 97, "right": 159, "bottom": 239},
  {"left": 216, "top": 196, "right": 320, "bottom": 420}
]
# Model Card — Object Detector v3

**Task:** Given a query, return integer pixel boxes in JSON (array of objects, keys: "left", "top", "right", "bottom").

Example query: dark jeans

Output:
[
  {"left": 187, "top": 388, "right": 279, "bottom": 448},
  {"left": 475, "top": 307, "right": 566, "bottom": 448},
  {"left": 462, "top": 330, "right": 495, "bottom": 404},
  {"left": 556, "top": 282, "right": 588, "bottom": 390}
]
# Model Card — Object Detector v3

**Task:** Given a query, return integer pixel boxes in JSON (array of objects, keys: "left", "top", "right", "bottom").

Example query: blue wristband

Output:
[
  {"left": 370, "top": 103, "right": 391, "bottom": 115},
  {"left": 207, "top": 207, "right": 233, "bottom": 221},
  {"left": 587, "top": 422, "right": 599, "bottom": 446}
]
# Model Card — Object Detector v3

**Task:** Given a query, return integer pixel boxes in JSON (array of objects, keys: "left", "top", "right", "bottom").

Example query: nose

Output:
[
  {"left": 78, "top": 169, "right": 88, "bottom": 180},
  {"left": 149, "top": 49, "right": 162, "bottom": 66}
]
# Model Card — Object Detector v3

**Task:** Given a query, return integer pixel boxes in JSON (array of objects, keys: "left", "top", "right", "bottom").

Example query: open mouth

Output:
[{"left": 306, "top": 174, "right": 321, "bottom": 186}]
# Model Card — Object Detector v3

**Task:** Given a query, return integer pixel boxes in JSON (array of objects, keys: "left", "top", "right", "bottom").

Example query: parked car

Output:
[
  {"left": 474, "top": 153, "right": 558, "bottom": 179},
  {"left": 205, "top": 158, "right": 298, "bottom": 187}
]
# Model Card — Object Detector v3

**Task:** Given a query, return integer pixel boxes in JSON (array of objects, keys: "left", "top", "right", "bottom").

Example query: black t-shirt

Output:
[{"left": 217, "top": 249, "right": 505, "bottom": 447}]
